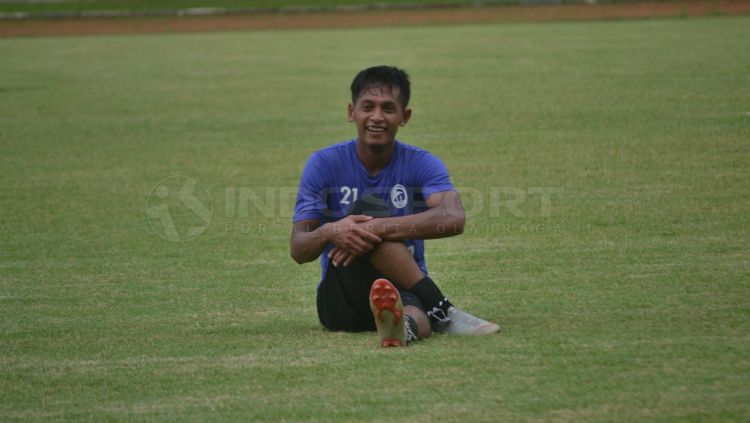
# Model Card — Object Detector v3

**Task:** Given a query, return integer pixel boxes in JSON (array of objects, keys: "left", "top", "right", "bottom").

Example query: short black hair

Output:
[{"left": 350, "top": 66, "right": 411, "bottom": 108}]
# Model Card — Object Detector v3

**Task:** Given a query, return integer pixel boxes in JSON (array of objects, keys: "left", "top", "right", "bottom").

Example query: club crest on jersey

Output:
[{"left": 390, "top": 184, "right": 408, "bottom": 209}]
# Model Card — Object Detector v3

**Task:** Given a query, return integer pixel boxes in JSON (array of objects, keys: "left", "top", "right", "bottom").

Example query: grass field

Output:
[{"left": 1, "top": 15, "right": 749, "bottom": 421}]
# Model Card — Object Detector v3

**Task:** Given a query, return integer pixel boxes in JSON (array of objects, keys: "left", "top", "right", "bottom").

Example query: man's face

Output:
[{"left": 348, "top": 84, "right": 411, "bottom": 151}]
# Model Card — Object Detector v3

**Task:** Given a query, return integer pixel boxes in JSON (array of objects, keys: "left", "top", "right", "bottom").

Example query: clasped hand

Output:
[{"left": 325, "top": 215, "right": 381, "bottom": 268}]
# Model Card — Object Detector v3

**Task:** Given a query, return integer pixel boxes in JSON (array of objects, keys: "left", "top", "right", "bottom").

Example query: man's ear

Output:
[
  {"left": 347, "top": 103, "right": 354, "bottom": 122},
  {"left": 400, "top": 108, "right": 412, "bottom": 126}
]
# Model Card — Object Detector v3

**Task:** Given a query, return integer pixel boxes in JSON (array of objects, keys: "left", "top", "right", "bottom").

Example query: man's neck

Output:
[{"left": 356, "top": 139, "right": 396, "bottom": 176}]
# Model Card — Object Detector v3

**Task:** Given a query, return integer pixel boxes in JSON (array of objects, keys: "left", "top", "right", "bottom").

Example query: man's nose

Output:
[{"left": 369, "top": 108, "right": 384, "bottom": 122}]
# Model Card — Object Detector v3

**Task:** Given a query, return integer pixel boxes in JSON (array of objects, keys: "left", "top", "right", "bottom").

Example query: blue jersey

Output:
[{"left": 293, "top": 139, "right": 455, "bottom": 280}]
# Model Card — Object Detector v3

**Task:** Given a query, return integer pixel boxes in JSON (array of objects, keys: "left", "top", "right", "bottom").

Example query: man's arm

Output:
[
  {"left": 290, "top": 215, "right": 382, "bottom": 264},
  {"left": 327, "top": 190, "right": 465, "bottom": 267},
  {"left": 365, "top": 190, "right": 465, "bottom": 241}
]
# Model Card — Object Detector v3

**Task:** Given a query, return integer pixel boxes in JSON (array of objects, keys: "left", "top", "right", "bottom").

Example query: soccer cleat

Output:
[
  {"left": 404, "top": 315, "right": 419, "bottom": 344},
  {"left": 427, "top": 298, "right": 453, "bottom": 333},
  {"left": 369, "top": 278, "right": 407, "bottom": 347},
  {"left": 438, "top": 307, "right": 500, "bottom": 335}
]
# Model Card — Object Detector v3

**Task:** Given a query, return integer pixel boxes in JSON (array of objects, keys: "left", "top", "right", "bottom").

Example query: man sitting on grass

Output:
[{"left": 290, "top": 65, "right": 500, "bottom": 347}]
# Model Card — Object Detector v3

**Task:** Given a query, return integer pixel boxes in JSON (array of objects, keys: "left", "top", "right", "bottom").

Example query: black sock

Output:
[{"left": 411, "top": 277, "right": 452, "bottom": 313}]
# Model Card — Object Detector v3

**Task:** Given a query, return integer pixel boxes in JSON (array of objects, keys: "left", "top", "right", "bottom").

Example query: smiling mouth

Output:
[{"left": 366, "top": 126, "right": 387, "bottom": 134}]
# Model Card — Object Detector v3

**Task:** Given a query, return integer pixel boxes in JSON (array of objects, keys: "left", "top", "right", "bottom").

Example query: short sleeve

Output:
[
  {"left": 418, "top": 152, "right": 455, "bottom": 199},
  {"left": 293, "top": 152, "right": 328, "bottom": 223}
]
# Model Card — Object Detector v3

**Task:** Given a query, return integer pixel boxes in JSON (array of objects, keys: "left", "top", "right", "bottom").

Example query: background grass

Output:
[{"left": 1, "top": 15, "right": 749, "bottom": 421}]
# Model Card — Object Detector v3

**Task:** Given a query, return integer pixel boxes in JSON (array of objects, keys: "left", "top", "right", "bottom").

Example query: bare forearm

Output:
[
  {"left": 290, "top": 224, "right": 330, "bottom": 264},
  {"left": 363, "top": 207, "right": 465, "bottom": 241},
  {"left": 290, "top": 215, "right": 382, "bottom": 264}
]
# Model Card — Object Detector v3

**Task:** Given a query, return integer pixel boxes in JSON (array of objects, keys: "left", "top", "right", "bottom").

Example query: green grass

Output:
[{"left": 1, "top": 16, "right": 749, "bottom": 421}]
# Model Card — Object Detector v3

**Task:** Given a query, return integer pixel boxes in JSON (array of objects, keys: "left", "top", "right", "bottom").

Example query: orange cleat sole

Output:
[{"left": 369, "top": 278, "right": 406, "bottom": 348}]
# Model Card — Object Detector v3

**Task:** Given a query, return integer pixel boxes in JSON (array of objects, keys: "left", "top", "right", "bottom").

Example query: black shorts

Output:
[
  {"left": 316, "top": 254, "right": 425, "bottom": 332},
  {"left": 316, "top": 194, "right": 425, "bottom": 332}
]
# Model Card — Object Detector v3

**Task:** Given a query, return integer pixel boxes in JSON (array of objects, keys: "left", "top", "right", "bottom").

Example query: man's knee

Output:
[{"left": 371, "top": 240, "right": 411, "bottom": 258}]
